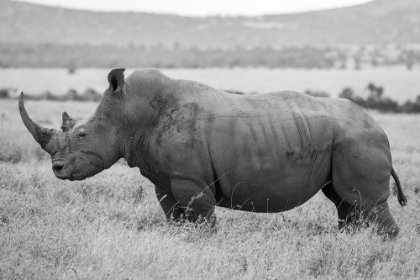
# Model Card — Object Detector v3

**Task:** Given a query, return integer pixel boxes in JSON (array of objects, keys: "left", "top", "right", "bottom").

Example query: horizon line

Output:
[{"left": 12, "top": 0, "right": 375, "bottom": 18}]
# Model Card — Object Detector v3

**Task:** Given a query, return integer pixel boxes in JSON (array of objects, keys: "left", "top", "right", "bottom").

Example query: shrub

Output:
[
  {"left": 339, "top": 87, "right": 355, "bottom": 99},
  {"left": 400, "top": 95, "right": 420, "bottom": 113},
  {"left": 81, "top": 88, "right": 102, "bottom": 101},
  {"left": 22, "top": 88, "right": 103, "bottom": 102},
  {"left": 64, "top": 88, "right": 79, "bottom": 101},
  {"left": 0, "top": 88, "right": 10, "bottom": 99},
  {"left": 339, "top": 85, "right": 420, "bottom": 114}
]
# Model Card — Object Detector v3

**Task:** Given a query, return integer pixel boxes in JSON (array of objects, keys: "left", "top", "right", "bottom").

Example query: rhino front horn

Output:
[{"left": 19, "top": 92, "right": 58, "bottom": 154}]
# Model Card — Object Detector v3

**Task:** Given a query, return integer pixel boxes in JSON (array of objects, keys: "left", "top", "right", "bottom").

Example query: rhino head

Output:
[{"left": 19, "top": 68, "right": 128, "bottom": 181}]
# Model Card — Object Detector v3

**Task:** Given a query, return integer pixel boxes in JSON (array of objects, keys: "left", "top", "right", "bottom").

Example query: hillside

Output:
[{"left": 1, "top": 0, "right": 420, "bottom": 48}]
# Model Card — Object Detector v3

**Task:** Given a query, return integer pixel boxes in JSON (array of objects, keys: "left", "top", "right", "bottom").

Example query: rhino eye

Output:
[{"left": 78, "top": 128, "right": 86, "bottom": 138}]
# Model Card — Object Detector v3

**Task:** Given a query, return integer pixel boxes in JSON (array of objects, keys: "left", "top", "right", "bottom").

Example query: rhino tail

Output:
[{"left": 391, "top": 167, "right": 407, "bottom": 207}]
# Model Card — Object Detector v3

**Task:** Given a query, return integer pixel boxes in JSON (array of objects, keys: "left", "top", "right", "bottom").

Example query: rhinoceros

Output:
[{"left": 19, "top": 68, "right": 407, "bottom": 237}]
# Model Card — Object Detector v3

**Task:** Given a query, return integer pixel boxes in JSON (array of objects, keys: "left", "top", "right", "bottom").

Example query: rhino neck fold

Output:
[
  {"left": 121, "top": 80, "right": 178, "bottom": 177},
  {"left": 123, "top": 128, "right": 157, "bottom": 178}
]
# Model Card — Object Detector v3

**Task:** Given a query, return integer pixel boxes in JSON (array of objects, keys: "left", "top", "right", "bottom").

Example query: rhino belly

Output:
[{"left": 215, "top": 159, "right": 331, "bottom": 213}]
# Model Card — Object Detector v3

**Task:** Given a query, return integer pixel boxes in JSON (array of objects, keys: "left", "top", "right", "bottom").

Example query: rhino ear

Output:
[
  {"left": 107, "top": 68, "right": 125, "bottom": 95},
  {"left": 61, "top": 112, "right": 75, "bottom": 132}
]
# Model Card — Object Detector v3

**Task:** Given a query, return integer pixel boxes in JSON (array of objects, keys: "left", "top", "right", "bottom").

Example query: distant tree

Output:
[
  {"left": 67, "top": 60, "right": 77, "bottom": 74},
  {"left": 173, "top": 41, "right": 180, "bottom": 50},
  {"left": 400, "top": 95, "right": 420, "bottom": 113},
  {"left": 367, "top": 83, "right": 384, "bottom": 99},
  {"left": 0, "top": 88, "right": 10, "bottom": 99},
  {"left": 370, "top": 57, "right": 378, "bottom": 67},
  {"left": 353, "top": 55, "right": 361, "bottom": 70},
  {"left": 82, "top": 88, "right": 102, "bottom": 102},
  {"left": 64, "top": 88, "right": 79, "bottom": 101},
  {"left": 404, "top": 49, "right": 416, "bottom": 71},
  {"left": 339, "top": 87, "right": 355, "bottom": 100},
  {"left": 339, "top": 61, "right": 347, "bottom": 69}
]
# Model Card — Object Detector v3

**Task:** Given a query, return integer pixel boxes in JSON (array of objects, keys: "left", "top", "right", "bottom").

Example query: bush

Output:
[
  {"left": 339, "top": 87, "right": 354, "bottom": 99},
  {"left": 339, "top": 85, "right": 420, "bottom": 114},
  {"left": 81, "top": 88, "right": 102, "bottom": 102},
  {"left": 21, "top": 88, "right": 103, "bottom": 102},
  {"left": 0, "top": 88, "right": 10, "bottom": 99},
  {"left": 400, "top": 96, "right": 420, "bottom": 113}
]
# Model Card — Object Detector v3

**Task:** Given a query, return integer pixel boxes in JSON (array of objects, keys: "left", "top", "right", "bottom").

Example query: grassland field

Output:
[{"left": 0, "top": 97, "right": 420, "bottom": 279}]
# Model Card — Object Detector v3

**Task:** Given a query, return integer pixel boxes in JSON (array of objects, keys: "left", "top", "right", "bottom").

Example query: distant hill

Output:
[{"left": 1, "top": 0, "right": 420, "bottom": 48}]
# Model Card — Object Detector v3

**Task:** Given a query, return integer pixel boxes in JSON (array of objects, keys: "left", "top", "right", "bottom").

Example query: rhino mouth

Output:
[
  {"left": 52, "top": 161, "right": 74, "bottom": 180},
  {"left": 52, "top": 159, "right": 103, "bottom": 181},
  {"left": 52, "top": 165, "right": 83, "bottom": 181},
  {"left": 52, "top": 161, "right": 65, "bottom": 173}
]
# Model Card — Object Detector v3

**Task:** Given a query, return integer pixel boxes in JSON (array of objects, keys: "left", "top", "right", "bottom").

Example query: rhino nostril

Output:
[{"left": 53, "top": 162, "right": 64, "bottom": 173}]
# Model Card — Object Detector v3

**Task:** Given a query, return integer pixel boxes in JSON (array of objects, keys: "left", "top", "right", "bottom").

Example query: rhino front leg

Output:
[
  {"left": 170, "top": 179, "right": 217, "bottom": 226},
  {"left": 155, "top": 184, "right": 184, "bottom": 223}
]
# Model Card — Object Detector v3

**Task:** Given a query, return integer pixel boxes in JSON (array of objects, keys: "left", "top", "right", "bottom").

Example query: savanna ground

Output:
[{"left": 0, "top": 98, "right": 419, "bottom": 279}]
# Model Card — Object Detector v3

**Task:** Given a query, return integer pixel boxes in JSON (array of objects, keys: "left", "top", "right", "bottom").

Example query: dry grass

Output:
[{"left": 0, "top": 99, "right": 419, "bottom": 279}]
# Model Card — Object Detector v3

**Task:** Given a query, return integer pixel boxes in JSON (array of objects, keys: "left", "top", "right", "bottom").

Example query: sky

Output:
[{"left": 17, "top": 0, "right": 375, "bottom": 16}]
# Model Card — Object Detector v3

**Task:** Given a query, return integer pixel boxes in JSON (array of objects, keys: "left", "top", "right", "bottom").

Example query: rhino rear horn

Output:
[
  {"left": 19, "top": 92, "right": 58, "bottom": 154},
  {"left": 61, "top": 112, "right": 75, "bottom": 132},
  {"left": 107, "top": 68, "right": 125, "bottom": 94}
]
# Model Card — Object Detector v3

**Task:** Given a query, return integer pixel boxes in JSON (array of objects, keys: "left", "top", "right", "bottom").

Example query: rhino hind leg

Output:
[
  {"left": 327, "top": 132, "right": 400, "bottom": 237},
  {"left": 322, "top": 182, "right": 399, "bottom": 238},
  {"left": 170, "top": 179, "right": 217, "bottom": 226},
  {"left": 363, "top": 201, "right": 399, "bottom": 237}
]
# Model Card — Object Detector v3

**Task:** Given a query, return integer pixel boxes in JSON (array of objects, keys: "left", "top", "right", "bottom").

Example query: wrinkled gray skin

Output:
[{"left": 19, "top": 68, "right": 407, "bottom": 237}]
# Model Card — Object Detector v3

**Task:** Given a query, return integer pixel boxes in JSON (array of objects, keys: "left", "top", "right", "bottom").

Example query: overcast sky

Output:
[{"left": 17, "top": 0, "right": 374, "bottom": 16}]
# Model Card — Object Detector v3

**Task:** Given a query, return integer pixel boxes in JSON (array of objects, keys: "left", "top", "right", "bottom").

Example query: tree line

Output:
[
  {"left": 0, "top": 44, "right": 419, "bottom": 70},
  {"left": 2, "top": 84, "right": 420, "bottom": 113}
]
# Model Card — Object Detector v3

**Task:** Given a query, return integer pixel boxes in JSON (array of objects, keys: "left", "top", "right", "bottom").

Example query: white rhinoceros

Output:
[{"left": 19, "top": 68, "right": 407, "bottom": 237}]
